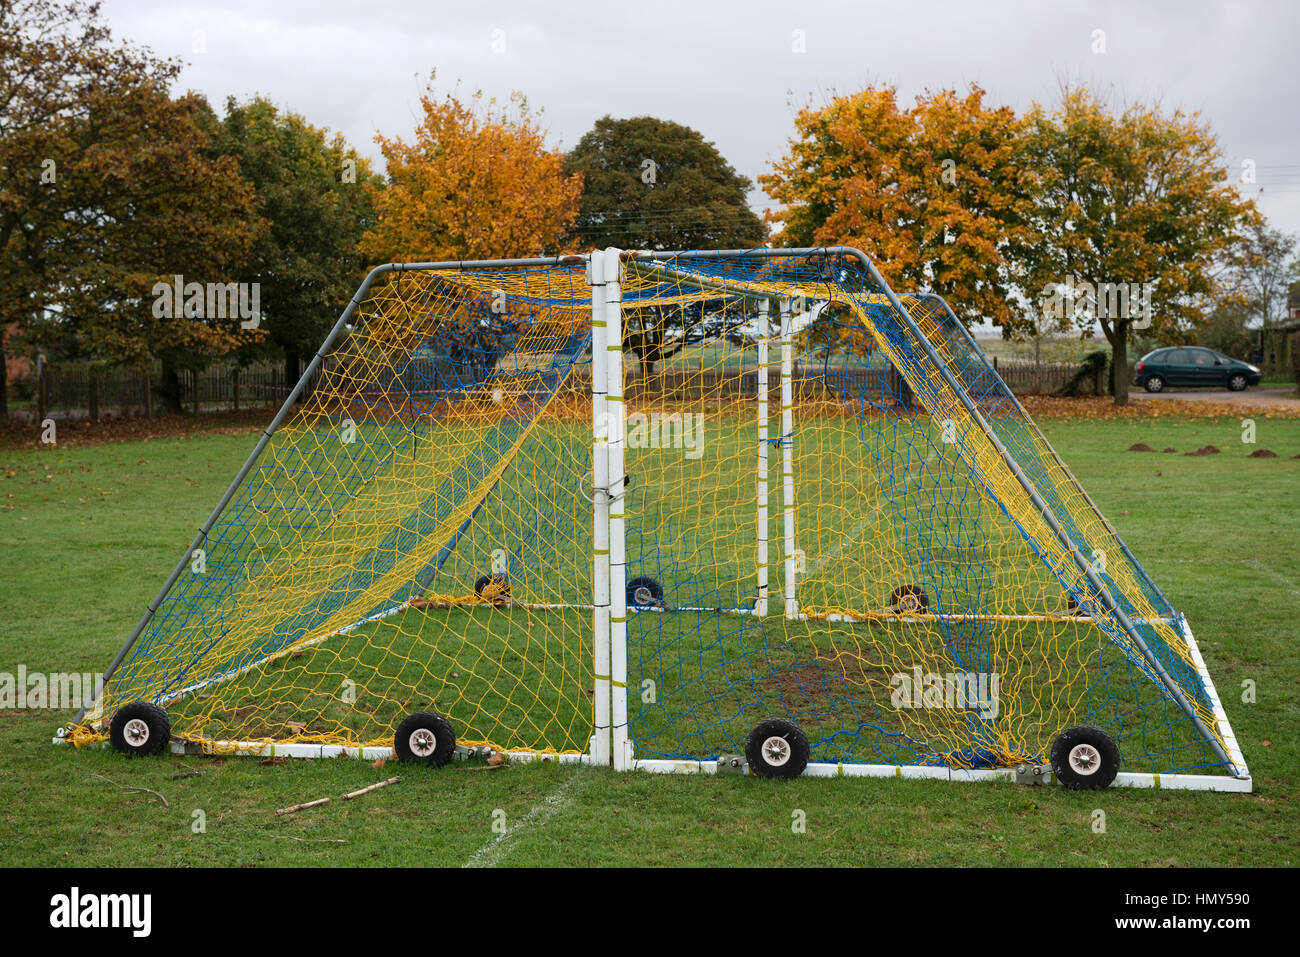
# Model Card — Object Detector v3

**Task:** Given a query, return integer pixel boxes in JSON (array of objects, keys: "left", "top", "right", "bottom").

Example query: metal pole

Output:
[
  {"left": 605, "top": 249, "right": 630, "bottom": 770},
  {"left": 588, "top": 251, "right": 611, "bottom": 766},
  {"left": 780, "top": 296, "right": 798, "bottom": 618},
  {"left": 755, "top": 299, "right": 770, "bottom": 617}
]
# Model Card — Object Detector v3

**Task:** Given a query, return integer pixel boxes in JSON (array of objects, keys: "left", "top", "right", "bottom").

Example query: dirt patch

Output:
[
  {"left": 1127, "top": 443, "right": 1156, "bottom": 452},
  {"left": 1248, "top": 449, "right": 1278, "bottom": 458},
  {"left": 1163, "top": 447, "right": 1177, "bottom": 453},
  {"left": 1184, "top": 445, "right": 1222, "bottom": 456}
]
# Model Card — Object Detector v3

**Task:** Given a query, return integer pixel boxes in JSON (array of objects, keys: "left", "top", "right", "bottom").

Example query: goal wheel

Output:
[
  {"left": 394, "top": 711, "right": 456, "bottom": 767},
  {"left": 626, "top": 575, "right": 664, "bottom": 609},
  {"left": 745, "top": 718, "right": 809, "bottom": 780},
  {"left": 889, "top": 584, "right": 929, "bottom": 614},
  {"left": 1050, "top": 725, "right": 1120, "bottom": 789},
  {"left": 473, "top": 573, "right": 511, "bottom": 604},
  {"left": 109, "top": 701, "right": 171, "bottom": 758}
]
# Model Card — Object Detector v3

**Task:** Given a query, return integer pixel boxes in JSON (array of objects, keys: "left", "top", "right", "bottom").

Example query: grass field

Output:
[{"left": 1, "top": 409, "right": 1297, "bottom": 866}]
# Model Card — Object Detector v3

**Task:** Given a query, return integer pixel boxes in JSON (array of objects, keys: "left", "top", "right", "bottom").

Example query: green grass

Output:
[{"left": 1, "top": 413, "right": 1297, "bottom": 866}]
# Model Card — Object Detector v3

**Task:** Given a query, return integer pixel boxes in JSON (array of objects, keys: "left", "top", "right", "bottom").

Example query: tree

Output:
[
  {"left": 761, "top": 84, "right": 1036, "bottom": 335},
  {"left": 1020, "top": 87, "right": 1258, "bottom": 404},
  {"left": 564, "top": 115, "right": 765, "bottom": 251},
  {"left": 0, "top": 0, "right": 261, "bottom": 417},
  {"left": 212, "top": 96, "right": 381, "bottom": 386},
  {"left": 360, "top": 84, "right": 581, "bottom": 262},
  {"left": 1220, "top": 222, "right": 1297, "bottom": 374}
]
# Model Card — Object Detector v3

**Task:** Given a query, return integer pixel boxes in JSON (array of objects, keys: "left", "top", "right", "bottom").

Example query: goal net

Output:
[{"left": 68, "top": 248, "right": 1248, "bottom": 789}]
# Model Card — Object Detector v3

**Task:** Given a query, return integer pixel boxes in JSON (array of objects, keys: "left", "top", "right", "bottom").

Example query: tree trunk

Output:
[
  {"left": 159, "top": 356, "right": 184, "bottom": 415},
  {"left": 1111, "top": 322, "right": 1130, "bottom": 406},
  {"left": 0, "top": 335, "right": 8, "bottom": 422},
  {"left": 284, "top": 346, "right": 301, "bottom": 388},
  {"left": 284, "top": 346, "right": 302, "bottom": 404}
]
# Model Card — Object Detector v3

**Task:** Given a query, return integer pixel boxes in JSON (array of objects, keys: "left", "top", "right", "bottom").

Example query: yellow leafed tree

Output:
[{"left": 361, "top": 84, "right": 583, "bottom": 263}]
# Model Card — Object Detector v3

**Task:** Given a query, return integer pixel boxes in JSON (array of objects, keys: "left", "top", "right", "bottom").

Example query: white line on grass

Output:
[{"left": 462, "top": 770, "right": 586, "bottom": 868}]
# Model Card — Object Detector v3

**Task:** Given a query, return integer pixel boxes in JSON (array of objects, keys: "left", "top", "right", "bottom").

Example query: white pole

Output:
[
  {"left": 588, "top": 251, "right": 611, "bottom": 767},
  {"left": 605, "top": 249, "right": 630, "bottom": 771},
  {"left": 781, "top": 297, "right": 798, "bottom": 619},
  {"left": 755, "top": 299, "right": 770, "bottom": 617}
]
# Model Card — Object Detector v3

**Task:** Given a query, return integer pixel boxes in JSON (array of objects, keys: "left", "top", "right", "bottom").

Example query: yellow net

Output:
[{"left": 77, "top": 251, "right": 1238, "bottom": 777}]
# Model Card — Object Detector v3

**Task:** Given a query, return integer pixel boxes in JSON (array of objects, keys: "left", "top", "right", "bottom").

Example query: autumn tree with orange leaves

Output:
[
  {"left": 762, "top": 82, "right": 1258, "bottom": 405},
  {"left": 761, "top": 84, "right": 1036, "bottom": 336},
  {"left": 361, "top": 85, "right": 582, "bottom": 263}
]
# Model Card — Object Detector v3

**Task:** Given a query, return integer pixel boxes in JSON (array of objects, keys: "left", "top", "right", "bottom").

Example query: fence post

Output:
[
  {"left": 88, "top": 369, "right": 99, "bottom": 421},
  {"left": 232, "top": 367, "right": 239, "bottom": 411},
  {"left": 37, "top": 353, "right": 48, "bottom": 423}
]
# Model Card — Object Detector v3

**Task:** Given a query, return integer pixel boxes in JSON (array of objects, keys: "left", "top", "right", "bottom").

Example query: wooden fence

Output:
[
  {"left": 12, "top": 360, "right": 295, "bottom": 422},
  {"left": 9, "top": 354, "right": 1090, "bottom": 422}
]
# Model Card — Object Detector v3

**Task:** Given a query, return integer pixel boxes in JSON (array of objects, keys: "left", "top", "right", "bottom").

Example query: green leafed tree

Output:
[
  {"left": 563, "top": 115, "right": 766, "bottom": 253},
  {"left": 211, "top": 96, "right": 383, "bottom": 386},
  {"left": 0, "top": 0, "right": 262, "bottom": 417}
]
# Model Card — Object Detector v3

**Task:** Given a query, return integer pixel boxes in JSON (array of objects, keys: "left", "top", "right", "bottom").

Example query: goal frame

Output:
[{"left": 63, "top": 246, "right": 1251, "bottom": 792}]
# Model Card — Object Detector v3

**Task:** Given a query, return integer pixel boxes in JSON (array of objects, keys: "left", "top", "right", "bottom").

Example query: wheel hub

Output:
[
  {"left": 761, "top": 735, "right": 791, "bottom": 767},
  {"left": 123, "top": 717, "right": 150, "bottom": 746},
  {"left": 409, "top": 728, "right": 438, "bottom": 757},
  {"left": 634, "top": 586, "right": 653, "bottom": 606},
  {"left": 1068, "top": 742, "right": 1101, "bottom": 775}
]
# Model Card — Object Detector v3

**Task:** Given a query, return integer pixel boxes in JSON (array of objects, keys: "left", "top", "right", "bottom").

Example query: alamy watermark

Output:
[
  {"left": 890, "top": 667, "right": 1000, "bottom": 719},
  {"left": 1041, "top": 275, "right": 1154, "bottom": 329},
  {"left": 152, "top": 275, "right": 261, "bottom": 329},
  {"left": 599, "top": 410, "right": 706, "bottom": 460},
  {"left": 0, "top": 666, "right": 103, "bottom": 709}
]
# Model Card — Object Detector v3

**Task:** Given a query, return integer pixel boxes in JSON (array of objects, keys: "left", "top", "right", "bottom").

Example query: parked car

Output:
[{"left": 1133, "top": 346, "right": 1261, "bottom": 393}]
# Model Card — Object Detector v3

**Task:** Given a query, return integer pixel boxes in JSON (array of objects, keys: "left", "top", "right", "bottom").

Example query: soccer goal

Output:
[{"left": 63, "top": 247, "right": 1250, "bottom": 792}]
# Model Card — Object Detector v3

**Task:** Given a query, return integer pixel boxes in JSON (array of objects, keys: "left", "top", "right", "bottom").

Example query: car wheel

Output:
[
  {"left": 1227, "top": 373, "right": 1248, "bottom": 392},
  {"left": 1143, "top": 375, "right": 1165, "bottom": 394}
]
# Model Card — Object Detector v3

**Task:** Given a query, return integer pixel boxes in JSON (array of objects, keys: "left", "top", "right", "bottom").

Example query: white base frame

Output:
[
  {"left": 53, "top": 734, "right": 591, "bottom": 765},
  {"left": 631, "top": 758, "right": 1251, "bottom": 792}
]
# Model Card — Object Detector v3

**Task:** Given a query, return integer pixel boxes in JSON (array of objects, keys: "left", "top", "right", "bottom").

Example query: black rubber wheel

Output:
[
  {"left": 1227, "top": 373, "right": 1248, "bottom": 392},
  {"left": 473, "top": 573, "right": 511, "bottom": 604},
  {"left": 394, "top": 711, "right": 456, "bottom": 767},
  {"left": 1143, "top": 375, "right": 1165, "bottom": 394},
  {"left": 626, "top": 575, "right": 664, "bottom": 609},
  {"left": 109, "top": 701, "right": 171, "bottom": 757},
  {"left": 889, "top": 584, "right": 929, "bottom": 613},
  {"left": 745, "top": 718, "right": 809, "bottom": 780},
  {"left": 1050, "top": 725, "right": 1120, "bottom": 789}
]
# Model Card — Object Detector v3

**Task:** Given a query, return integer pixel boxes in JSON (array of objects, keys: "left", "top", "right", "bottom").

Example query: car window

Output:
[
  {"left": 1164, "top": 349, "right": 1190, "bottom": 364},
  {"left": 1189, "top": 349, "right": 1216, "bottom": 366}
]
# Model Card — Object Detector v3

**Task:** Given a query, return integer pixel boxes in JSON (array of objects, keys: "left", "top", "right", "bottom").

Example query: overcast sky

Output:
[{"left": 99, "top": 0, "right": 1300, "bottom": 238}]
